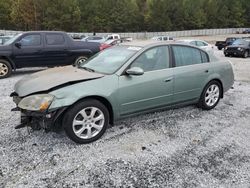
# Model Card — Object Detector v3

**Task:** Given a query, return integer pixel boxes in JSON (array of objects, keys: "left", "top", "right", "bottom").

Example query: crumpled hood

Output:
[{"left": 14, "top": 66, "right": 104, "bottom": 97}]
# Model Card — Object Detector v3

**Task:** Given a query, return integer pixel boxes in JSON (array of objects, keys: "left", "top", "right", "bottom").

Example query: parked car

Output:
[
  {"left": 81, "top": 36, "right": 107, "bottom": 43},
  {"left": 11, "top": 41, "right": 234, "bottom": 144},
  {"left": 0, "top": 31, "right": 102, "bottom": 78},
  {"left": 151, "top": 36, "right": 174, "bottom": 41},
  {"left": 243, "top": 29, "right": 250, "bottom": 34},
  {"left": 224, "top": 39, "right": 250, "bottom": 58},
  {"left": 105, "top": 34, "right": 120, "bottom": 40},
  {"left": 177, "top": 39, "right": 214, "bottom": 51},
  {"left": 82, "top": 34, "right": 121, "bottom": 43},
  {"left": 104, "top": 39, "right": 123, "bottom": 46},
  {"left": 215, "top": 37, "right": 239, "bottom": 50},
  {"left": 0, "top": 35, "right": 13, "bottom": 45}
]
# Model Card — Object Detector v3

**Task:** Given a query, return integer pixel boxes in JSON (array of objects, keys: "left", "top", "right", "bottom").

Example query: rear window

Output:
[
  {"left": 173, "top": 46, "right": 204, "bottom": 67},
  {"left": 46, "top": 34, "right": 65, "bottom": 45}
]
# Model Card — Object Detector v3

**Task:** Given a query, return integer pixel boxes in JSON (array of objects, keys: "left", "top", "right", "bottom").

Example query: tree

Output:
[{"left": 0, "top": 0, "right": 12, "bottom": 30}]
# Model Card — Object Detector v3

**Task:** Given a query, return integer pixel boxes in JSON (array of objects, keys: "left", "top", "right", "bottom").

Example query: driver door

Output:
[
  {"left": 12, "top": 34, "right": 44, "bottom": 68},
  {"left": 118, "top": 46, "right": 174, "bottom": 116}
]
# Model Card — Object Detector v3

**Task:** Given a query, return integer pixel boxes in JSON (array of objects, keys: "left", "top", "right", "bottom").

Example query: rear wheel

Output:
[
  {"left": 63, "top": 99, "right": 109, "bottom": 144},
  {"left": 243, "top": 50, "right": 249, "bottom": 58},
  {"left": 74, "top": 56, "right": 88, "bottom": 67},
  {"left": 198, "top": 81, "right": 222, "bottom": 110},
  {"left": 0, "top": 59, "right": 12, "bottom": 79}
]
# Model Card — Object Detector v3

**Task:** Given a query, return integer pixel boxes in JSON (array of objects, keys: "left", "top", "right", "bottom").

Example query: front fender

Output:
[{"left": 48, "top": 75, "right": 119, "bottom": 118}]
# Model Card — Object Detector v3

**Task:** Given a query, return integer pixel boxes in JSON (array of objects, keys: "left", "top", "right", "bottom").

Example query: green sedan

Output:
[{"left": 11, "top": 41, "right": 234, "bottom": 144}]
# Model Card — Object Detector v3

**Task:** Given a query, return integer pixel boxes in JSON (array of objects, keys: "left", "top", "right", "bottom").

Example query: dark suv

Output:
[
  {"left": 0, "top": 31, "right": 101, "bottom": 78},
  {"left": 224, "top": 39, "right": 250, "bottom": 58}
]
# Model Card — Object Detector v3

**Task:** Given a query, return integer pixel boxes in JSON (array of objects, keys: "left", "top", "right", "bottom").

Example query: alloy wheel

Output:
[
  {"left": 205, "top": 84, "right": 220, "bottom": 107},
  {"left": 72, "top": 107, "right": 105, "bottom": 139},
  {"left": 0, "top": 63, "right": 8, "bottom": 76}
]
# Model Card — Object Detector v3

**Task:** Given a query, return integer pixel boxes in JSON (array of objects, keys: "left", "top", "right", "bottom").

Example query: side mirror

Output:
[
  {"left": 126, "top": 67, "right": 144, "bottom": 76},
  {"left": 15, "top": 42, "right": 21, "bottom": 48}
]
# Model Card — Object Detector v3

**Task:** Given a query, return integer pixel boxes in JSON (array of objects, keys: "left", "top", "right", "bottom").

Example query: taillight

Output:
[{"left": 100, "top": 43, "right": 111, "bottom": 51}]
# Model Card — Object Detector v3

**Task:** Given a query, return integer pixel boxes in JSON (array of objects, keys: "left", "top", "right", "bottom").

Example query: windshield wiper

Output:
[{"left": 80, "top": 66, "right": 95, "bottom": 72}]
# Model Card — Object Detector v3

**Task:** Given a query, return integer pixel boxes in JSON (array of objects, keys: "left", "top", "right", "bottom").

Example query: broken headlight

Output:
[{"left": 18, "top": 94, "right": 54, "bottom": 112}]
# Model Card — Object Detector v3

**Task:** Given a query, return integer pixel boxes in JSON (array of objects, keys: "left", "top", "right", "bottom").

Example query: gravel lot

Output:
[{"left": 0, "top": 44, "right": 250, "bottom": 187}]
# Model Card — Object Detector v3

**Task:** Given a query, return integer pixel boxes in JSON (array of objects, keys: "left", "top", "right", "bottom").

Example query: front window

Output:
[
  {"left": 80, "top": 46, "right": 140, "bottom": 74},
  {"left": 130, "top": 46, "right": 170, "bottom": 72},
  {"left": 19, "top": 34, "right": 41, "bottom": 46}
]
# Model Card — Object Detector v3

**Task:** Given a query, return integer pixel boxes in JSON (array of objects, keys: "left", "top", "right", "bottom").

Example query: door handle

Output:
[
  {"left": 164, "top": 77, "right": 173, "bottom": 82},
  {"left": 205, "top": 70, "right": 209, "bottom": 73}
]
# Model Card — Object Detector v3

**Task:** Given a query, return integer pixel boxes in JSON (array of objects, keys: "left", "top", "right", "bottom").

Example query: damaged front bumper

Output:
[
  {"left": 12, "top": 107, "right": 67, "bottom": 131},
  {"left": 11, "top": 92, "right": 67, "bottom": 131}
]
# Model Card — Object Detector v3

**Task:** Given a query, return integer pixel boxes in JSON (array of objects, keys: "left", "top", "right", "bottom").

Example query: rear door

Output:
[
  {"left": 43, "top": 33, "right": 70, "bottom": 66},
  {"left": 118, "top": 45, "right": 174, "bottom": 116},
  {"left": 171, "top": 45, "right": 211, "bottom": 103},
  {"left": 12, "top": 33, "right": 44, "bottom": 68}
]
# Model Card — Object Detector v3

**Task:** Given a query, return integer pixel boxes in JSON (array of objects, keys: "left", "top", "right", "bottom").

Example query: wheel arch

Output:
[
  {"left": 0, "top": 56, "right": 16, "bottom": 70},
  {"left": 206, "top": 78, "right": 224, "bottom": 98},
  {"left": 62, "top": 95, "right": 114, "bottom": 125}
]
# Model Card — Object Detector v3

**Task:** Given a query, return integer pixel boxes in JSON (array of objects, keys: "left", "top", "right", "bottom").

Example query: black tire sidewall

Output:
[
  {"left": 199, "top": 81, "right": 222, "bottom": 110},
  {"left": 63, "top": 99, "right": 109, "bottom": 144},
  {"left": 0, "top": 60, "right": 12, "bottom": 79}
]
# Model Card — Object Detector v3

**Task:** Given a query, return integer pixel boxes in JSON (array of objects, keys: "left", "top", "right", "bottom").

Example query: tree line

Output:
[{"left": 0, "top": 0, "right": 249, "bottom": 32}]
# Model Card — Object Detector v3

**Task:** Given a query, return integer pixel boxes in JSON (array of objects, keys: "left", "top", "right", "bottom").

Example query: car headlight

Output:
[
  {"left": 237, "top": 47, "right": 243, "bottom": 51},
  {"left": 18, "top": 94, "right": 54, "bottom": 112},
  {"left": 225, "top": 47, "right": 228, "bottom": 50}
]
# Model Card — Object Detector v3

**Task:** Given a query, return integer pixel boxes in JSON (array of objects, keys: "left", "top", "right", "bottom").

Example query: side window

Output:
[
  {"left": 201, "top": 51, "right": 209, "bottom": 63},
  {"left": 130, "top": 46, "right": 170, "bottom": 72},
  {"left": 173, "top": 46, "right": 203, "bottom": 67},
  {"left": 196, "top": 41, "right": 208, "bottom": 46},
  {"left": 0, "top": 39, "right": 2, "bottom": 44},
  {"left": 20, "top": 34, "right": 41, "bottom": 46},
  {"left": 169, "top": 37, "right": 174, "bottom": 40},
  {"left": 190, "top": 41, "right": 197, "bottom": 46},
  {"left": 46, "top": 34, "right": 65, "bottom": 45}
]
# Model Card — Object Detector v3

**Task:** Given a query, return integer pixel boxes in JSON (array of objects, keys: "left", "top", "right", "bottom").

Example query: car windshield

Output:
[
  {"left": 80, "top": 46, "right": 141, "bottom": 74},
  {"left": 232, "top": 39, "right": 247, "bottom": 45},
  {"left": 4, "top": 33, "right": 22, "bottom": 45}
]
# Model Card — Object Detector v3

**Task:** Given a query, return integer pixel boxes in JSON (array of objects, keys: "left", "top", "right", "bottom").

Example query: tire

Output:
[
  {"left": 243, "top": 50, "right": 249, "bottom": 58},
  {"left": 0, "top": 59, "right": 12, "bottom": 79},
  {"left": 198, "top": 80, "right": 222, "bottom": 110},
  {"left": 74, "top": 56, "right": 88, "bottom": 67},
  {"left": 218, "top": 47, "right": 222, "bottom": 50},
  {"left": 63, "top": 99, "right": 109, "bottom": 144}
]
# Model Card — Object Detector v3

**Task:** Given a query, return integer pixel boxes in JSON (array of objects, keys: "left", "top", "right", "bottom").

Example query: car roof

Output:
[
  {"left": 22, "top": 31, "right": 66, "bottom": 35},
  {"left": 121, "top": 40, "right": 174, "bottom": 47}
]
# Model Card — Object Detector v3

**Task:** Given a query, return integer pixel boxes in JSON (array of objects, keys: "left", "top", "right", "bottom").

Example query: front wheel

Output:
[
  {"left": 0, "top": 59, "right": 12, "bottom": 79},
  {"left": 198, "top": 81, "right": 222, "bottom": 110},
  {"left": 63, "top": 99, "right": 109, "bottom": 144}
]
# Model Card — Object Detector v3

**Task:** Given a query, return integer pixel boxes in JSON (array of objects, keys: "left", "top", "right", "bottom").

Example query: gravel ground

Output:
[{"left": 0, "top": 48, "right": 250, "bottom": 187}]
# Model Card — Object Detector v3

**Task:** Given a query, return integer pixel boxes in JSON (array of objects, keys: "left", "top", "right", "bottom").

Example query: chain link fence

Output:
[{"left": 0, "top": 28, "right": 248, "bottom": 39}]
